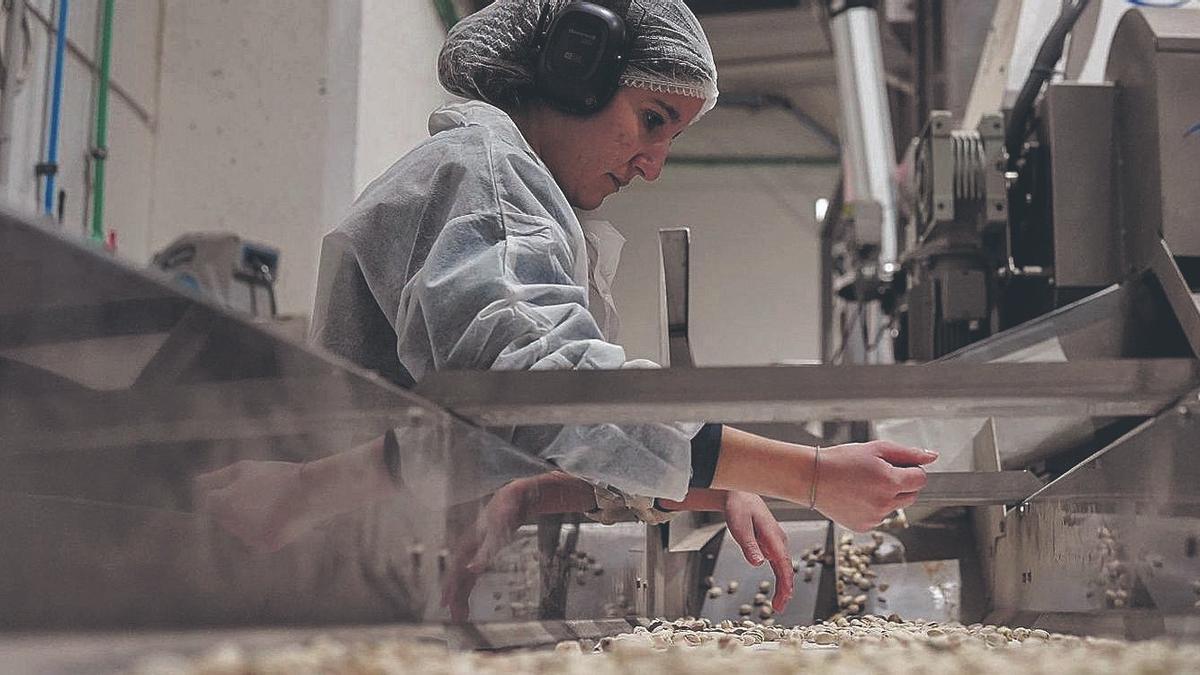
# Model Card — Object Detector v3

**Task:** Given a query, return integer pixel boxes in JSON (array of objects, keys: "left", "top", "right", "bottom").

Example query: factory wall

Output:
[
  {"left": 594, "top": 164, "right": 834, "bottom": 366},
  {"left": 2, "top": 0, "right": 450, "bottom": 318},
  {"left": 147, "top": 0, "right": 451, "bottom": 317},
  {"left": 149, "top": 0, "right": 331, "bottom": 316}
]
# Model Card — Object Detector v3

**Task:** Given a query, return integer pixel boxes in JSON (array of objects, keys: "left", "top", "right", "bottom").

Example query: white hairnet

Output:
[{"left": 438, "top": 0, "right": 719, "bottom": 119}]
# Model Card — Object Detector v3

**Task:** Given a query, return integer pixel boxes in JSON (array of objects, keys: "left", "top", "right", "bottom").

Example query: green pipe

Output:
[
  {"left": 668, "top": 154, "right": 840, "bottom": 167},
  {"left": 90, "top": 0, "right": 116, "bottom": 242},
  {"left": 432, "top": 0, "right": 459, "bottom": 32}
]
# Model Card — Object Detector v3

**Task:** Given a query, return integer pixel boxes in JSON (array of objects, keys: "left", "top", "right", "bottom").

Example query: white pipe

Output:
[{"left": 829, "top": 5, "right": 901, "bottom": 278}]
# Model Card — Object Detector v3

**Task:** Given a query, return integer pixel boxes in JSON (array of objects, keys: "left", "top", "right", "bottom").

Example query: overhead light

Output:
[{"left": 814, "top": 197, "right": 830, "bottom": 223}]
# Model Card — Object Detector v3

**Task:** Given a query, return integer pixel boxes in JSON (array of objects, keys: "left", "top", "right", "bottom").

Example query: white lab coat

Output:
[{"left": 310, "top": 101, "right": 699, "bottom": 499}]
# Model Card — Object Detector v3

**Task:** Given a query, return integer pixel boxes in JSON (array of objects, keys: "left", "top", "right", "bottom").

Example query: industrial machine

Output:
[
  {"left": 3, "top": 2, "right": 1200, "bottom": 671},
  {"left": 151, "top": 233, "right": 282, "bottom": 319},
  {"left": 818, "top": 0, "right": 1200, "bottom": 639}
]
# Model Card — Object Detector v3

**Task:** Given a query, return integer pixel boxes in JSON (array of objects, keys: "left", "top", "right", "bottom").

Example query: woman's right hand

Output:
[{"left": 812, "top": 441, "right": 937, "bottom": 532}]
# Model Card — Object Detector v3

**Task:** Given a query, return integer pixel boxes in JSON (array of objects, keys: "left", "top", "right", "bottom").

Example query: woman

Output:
[{"left": 202, "top": 0, "right": 934, "bottom": 620}]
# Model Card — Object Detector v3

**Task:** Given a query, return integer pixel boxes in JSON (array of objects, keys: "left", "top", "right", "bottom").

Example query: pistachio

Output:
[
  {"left": 813, "top": 630, "right": 838, "bottom": 645},
  {"left": 554, "top": 640, "right": 583, "bottom": 655}
]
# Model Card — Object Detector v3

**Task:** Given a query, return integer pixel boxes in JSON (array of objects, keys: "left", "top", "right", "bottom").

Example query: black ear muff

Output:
[{"left": 535, "top": 2, "right": 628, "bottom": 115}]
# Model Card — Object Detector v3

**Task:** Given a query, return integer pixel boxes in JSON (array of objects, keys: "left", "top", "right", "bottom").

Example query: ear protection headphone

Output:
[{"left": 533, "top": 2, "right": 630, "bottom": 115}]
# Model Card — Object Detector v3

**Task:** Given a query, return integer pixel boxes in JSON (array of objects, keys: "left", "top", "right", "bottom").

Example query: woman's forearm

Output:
[
  {"left": 297, "top": 435, "right": 395, "bottom": 511},
  {"left": 515, "top": 472, "right": 602, "bottom": 515},
  {"left": 709, "top": 426, "right": 816, "bottom": 505}
]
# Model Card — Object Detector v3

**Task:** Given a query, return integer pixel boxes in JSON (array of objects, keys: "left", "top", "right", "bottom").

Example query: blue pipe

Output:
[{"left": 43, "top": 0, "right": 69, "bottom": 216}]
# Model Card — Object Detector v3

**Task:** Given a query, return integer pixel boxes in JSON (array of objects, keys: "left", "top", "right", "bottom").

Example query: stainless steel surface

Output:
[
  {"left": 829, "top": 5, "right": 900, "bottom": 274},
  {"left": 861, "top": 559, "right": 963, "bottom": 623},
  {"left": 984, "top": 394, "right": 1200, "bottom": 638},
  {"left": 971, "top": 418, "right": 1005, "bottom": 615},
  {"left": 699, "top": 521, "right": 830, "bottom": 626},
  {"left": 0, "top": 210, "right": 555, "bottom": 630},
  {"left": 558, "top": 522, "right": 645, "bottom": 622},
  {"left": 1042, "top": 82, "right": 1121, "bottom": 288},
  {"left": 658, "top": 228, "right": 693, "bottom": 368},
  {"left": 1107, "top": 8, "right": 1200, "bottom": 265},
  {"left": 919, "top": 263, "right": 1200, "bottom": 468},
  {"left": 652, "top": 227, "right": 700, "bottom": 618},
  {"left": 416, "top": 359, "right": 1198, "bottom": 426},
  {"left": 914, "top": 471, "right": 1044, "bottom": 507},
  {"left": 1148, "top": 239, "right": 1200, "bottom": 359}
]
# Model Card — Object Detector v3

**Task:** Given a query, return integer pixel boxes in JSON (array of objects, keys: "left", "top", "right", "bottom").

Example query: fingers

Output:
[
  {"left": 445, "top": 571, "right": 478, "bottom": 623},
  {"left": 444, "top": 536, "right": 484, "bottom": 622},
  {"left": 874, "top": 442, "right": 939, "bottom": 467},
  {"left": 468, "top": 528, "right": 503, "bottom": 574},
  {"left": 892, "top": 491, "right": 920, "bottom": 511},
  {"left": 759, "top": 529, "right": 793, "bottom": 611},
  {"left": 767, "top": 553, "right": 793, "bottom": 612},
  {"left": 727, "top": 504, "right": 765, "bottom": 567},
  {"left": 892, "top": 465, "right": 929, "bottom": 493}
]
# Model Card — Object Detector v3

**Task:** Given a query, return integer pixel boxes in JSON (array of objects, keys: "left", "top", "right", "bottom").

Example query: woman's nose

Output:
[{"left": 632, "top": 142, "right": 670, "bottom": 182}]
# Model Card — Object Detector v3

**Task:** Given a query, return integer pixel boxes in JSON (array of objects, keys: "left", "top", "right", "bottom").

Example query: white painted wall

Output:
[
  {"left": 594, "top": 163, "right": 835, "bottom": 366},
  {"left": 149, "top": 0, "right": 332, "bottom": 315},
  {"left": 352, "top": 0, "right": 453, "bottom": 195}
]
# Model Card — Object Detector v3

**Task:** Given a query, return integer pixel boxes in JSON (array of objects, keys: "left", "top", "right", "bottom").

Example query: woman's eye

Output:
[{"left": 644, "top": 110, "right": 665, "bottom": 131}]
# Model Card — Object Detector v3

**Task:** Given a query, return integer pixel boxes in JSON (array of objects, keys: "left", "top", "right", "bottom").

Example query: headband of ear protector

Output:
[{"left": 534, "top": 2, "right": 630, "bottom": 115}]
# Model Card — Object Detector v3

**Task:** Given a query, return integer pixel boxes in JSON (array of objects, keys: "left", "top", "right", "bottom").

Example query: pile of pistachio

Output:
[
  {"left": 139, "top": 620, "right": 1200, "bottom": 675},
  {"left": 591, "top": 614, "right": 1064, "bottom": 652}
]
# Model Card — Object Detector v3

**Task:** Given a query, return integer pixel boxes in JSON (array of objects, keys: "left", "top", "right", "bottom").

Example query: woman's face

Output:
[{"left": 533, "top": 88, "right": 705, "bottom": 210}]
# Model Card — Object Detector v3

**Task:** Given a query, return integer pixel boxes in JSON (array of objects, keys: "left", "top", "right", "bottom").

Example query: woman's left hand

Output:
[
  {"left": 441, "top": 479, "right": 533, "bottom": 623},
  {"left": 724, "top": 490, "right": 794, "bottom": 612}
]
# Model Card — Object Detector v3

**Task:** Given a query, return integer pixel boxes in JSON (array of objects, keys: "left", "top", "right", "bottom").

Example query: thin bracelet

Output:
[{"left": 808, "top": 446, "right": 821, "bottom": 509}]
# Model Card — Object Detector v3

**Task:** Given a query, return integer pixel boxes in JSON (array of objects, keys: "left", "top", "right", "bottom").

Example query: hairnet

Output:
[{"left": 438, "top": 0, "right": 719, "bottom": 119}]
